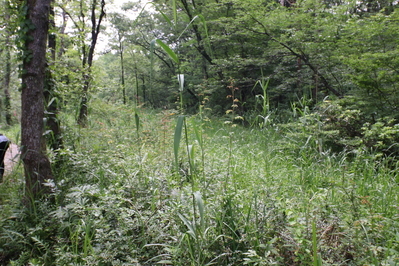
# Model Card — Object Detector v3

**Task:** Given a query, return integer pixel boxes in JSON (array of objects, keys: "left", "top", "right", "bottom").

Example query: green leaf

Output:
[
  {"left": 155, "top": 39, "right": 179, "bottom": 64},
  {"left": 198, "top": 14, "right": 209, "bottom": 39},
  {"left": 194, "top": 191, "right": 205, "bottom": 230},
  {"left": 178, "top": 212, "right": 196, "bottom": 239},
  {"left": 135, "top": 113, "right": 140, "bottom": 137},
  {"left": 174, "top": 115, "right": 185, "bottom": 171},
  {"left": 193, "top": 123, "right": 203, "bottom": 149},
  {"left": 157, "top": 260, "right": 173, "bottom": 264}
]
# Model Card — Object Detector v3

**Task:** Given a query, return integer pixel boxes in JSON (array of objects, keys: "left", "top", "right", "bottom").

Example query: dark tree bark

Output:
[{"left": 20, "top": 0, "right": 54, "bottom": 202}]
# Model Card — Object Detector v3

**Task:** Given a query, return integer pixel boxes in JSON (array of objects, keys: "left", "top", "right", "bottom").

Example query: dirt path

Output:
[{"left": 4, "top": 143, "right": 20, "bottom": 174}]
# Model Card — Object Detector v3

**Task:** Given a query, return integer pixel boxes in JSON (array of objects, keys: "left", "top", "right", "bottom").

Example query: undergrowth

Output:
[{"left": 1, "top": 99, "right": 399, "bottom": 265}]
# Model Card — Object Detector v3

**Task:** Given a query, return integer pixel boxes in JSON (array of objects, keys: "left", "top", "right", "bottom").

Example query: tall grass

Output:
[{"left": 1, "top": 100, "right": 399, "bottom": 265}]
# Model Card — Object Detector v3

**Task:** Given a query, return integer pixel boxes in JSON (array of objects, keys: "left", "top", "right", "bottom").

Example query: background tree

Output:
[
  {"left": 77, "top": 0, "right": 105, "bottom": 126},
  {"left": 0, "top": 0, "right": 16, "bottom": 125},
  {"left": 60, "top": 0, "right": 106, "bottom": 126},
  {"left": 109, "top": 12, "right": 131, "bottom": 105}
]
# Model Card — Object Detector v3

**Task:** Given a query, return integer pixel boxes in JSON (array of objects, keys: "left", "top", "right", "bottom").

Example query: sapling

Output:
[{"left": 252, "top": 75, "right": 271, "bottom": 128}]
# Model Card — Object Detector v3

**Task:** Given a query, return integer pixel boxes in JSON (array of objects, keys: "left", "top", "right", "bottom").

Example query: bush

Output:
[{"left": 316, "top": 98, "right": 399, "bottom": 157}]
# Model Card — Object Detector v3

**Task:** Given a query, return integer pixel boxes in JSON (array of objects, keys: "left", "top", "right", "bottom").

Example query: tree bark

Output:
[{"left": 20, "top": 0, "right": 54, "bottom": 202}]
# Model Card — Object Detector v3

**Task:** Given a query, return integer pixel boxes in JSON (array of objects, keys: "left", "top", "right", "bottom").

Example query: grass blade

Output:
[{"left": 155, "top": 39, "right": 179, "bottom": 65}]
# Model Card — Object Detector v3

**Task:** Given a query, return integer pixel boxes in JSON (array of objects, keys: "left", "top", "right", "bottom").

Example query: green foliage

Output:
[
  {"left": 339, "top": 9, "right": 399, "bottom": 117},
  {"left": 314, "top": 98, "right": 399, "bottom": 156},
  {"left": 15, "top": 2, "right": 34, "bottom": 64}
]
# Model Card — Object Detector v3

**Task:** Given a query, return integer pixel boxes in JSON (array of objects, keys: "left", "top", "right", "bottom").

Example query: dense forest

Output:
[{"left": 1, "top": 0, "right": 399, "bottom": 265}]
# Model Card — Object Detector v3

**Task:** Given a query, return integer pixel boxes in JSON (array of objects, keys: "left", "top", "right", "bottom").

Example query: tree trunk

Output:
[
  {"left": 3, "top": 1, "right": 12, "bottom": 125},
  {"left": 119, "top": 33, "right": 126, "bottom": 105},
  {"left": 3, "top": 37, "right": 12, "bottom": 126},
  {"left": 141, "top": 76, "right": 146, "bottom": 103},
  {"left": 57, "top": 9, "right": 68, "bottom": 58},
  {"left": 20, "top": 0, "right": 54, "bottom": 202},
  {"left": 78, "top": 76, "right": 90, "bottom": 126}
]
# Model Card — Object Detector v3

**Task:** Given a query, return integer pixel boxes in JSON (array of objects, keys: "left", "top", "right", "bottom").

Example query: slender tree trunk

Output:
[
  {"left": 78, "top": 75, "right": 90, "bottom": 126},
  {"left": 20, "top": 0, "right": 54, "bottom": 202},
  {"left": 3, "top": 38, "right": 12, "bottom": 126},
  {"left": 180, "top": 0, "right": 214, "bottom": 66},
  {"left": 57, "top": 9, "right": 68, "bottom": 58},
  {"left": 3, "top": 1, "right": 12, "bottom": 125},
  {"left": 141, "top": 76, "right": 146, "bottom": 103},
  {"left": 44, "top": 0, "right": 63, "bottom": 151},
  {"left": 134, "top": 56, "right": 139, "bottom": 107},
  {"left": 119, "top": 34, "right": 126, "bottom": 105}
]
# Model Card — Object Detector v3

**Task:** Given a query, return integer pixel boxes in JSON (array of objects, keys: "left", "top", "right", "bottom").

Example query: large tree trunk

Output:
[{"left": 20, "top": 0, "right": 54, "bottom": 202}]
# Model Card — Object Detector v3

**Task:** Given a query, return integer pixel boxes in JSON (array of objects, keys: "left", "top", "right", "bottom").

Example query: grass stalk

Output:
[
  {"left": 173, "top": 115, "right": 184, "bottom": 176},
  {"left": 312, "top": 219, "right": 321, "bottom": 266},
  {"left": 183, "top": 118, "right": 195, "bottom": 189}
]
